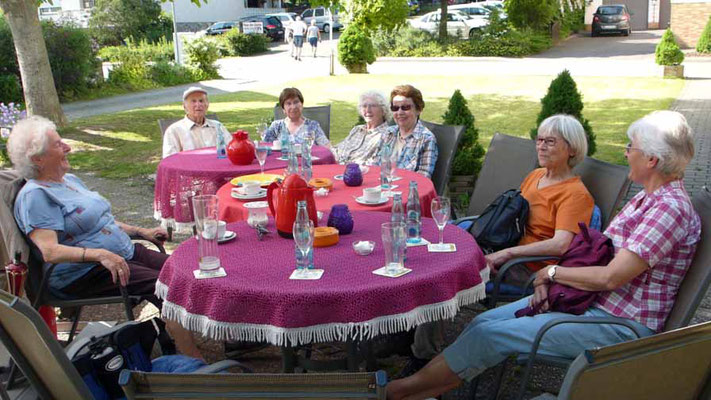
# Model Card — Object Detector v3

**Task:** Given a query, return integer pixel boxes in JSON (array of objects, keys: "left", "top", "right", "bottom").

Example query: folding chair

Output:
[
  {"left": 273, "top": 105, "right": 331, "bottom": 139},
  {"left": 421, "top": 120, "right": 465, "bottom": 196},
  {"left": 120, "top": 369, "right": 387, "bottom": 399}
]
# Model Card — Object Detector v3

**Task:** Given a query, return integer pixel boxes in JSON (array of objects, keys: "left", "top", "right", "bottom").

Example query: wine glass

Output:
[
  {"left": 293, "top": 220, "right": 314, "bottom": 273},
  {"left": 254, "top": 140, "right": 269, "bottom": 175},
  {"left": 256, "top": 122, "right": 268, "bottom": 141},
  {"left": 387, "top": 151, "right": 397, "bottom": 192},
  {"left": 380, "top": 157, "right": 393, "bottom": 197},
  {"left": 303, "top": 129, "right": 315, "bottom": 157},
  {"left": 430, "top": 196, "right": 451, "bottom": 248}
]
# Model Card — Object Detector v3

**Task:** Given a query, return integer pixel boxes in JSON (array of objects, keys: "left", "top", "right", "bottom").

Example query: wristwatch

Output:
[{"left": 547, "top": 265, "right": 558, "bottom": 282}]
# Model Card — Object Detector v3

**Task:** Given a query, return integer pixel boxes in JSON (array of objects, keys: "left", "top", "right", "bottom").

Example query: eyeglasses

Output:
[
  {"left": 360, "top": 103, "right": 379, "bottom": 110},
  {"left": 535, "top": 137, "right": 558, "bottom": 147},
  {"left": 390, "top": 104, "right": 413, "bottom": 112},
  {"left": 625, "top": 142, "right": 643, "bottom": 153}
]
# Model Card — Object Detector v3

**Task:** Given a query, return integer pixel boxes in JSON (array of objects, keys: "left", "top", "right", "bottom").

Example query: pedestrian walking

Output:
[
  {"left": 307, "top": 20, "right": 321, "bottom": 58},
  {"left": 291, "top": 16, "right": 308, "bottom": 61}
]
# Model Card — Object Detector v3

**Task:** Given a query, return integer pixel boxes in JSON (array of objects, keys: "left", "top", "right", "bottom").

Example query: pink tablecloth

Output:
[
  {"left": 155, "top": 211, "right": 488, "bottom": 346},
  {"left": 217, "top": 164, "right": 437, "bottom": 223},
  {"left": 154, "top": 146, "right": 335, "bottom": 232}
]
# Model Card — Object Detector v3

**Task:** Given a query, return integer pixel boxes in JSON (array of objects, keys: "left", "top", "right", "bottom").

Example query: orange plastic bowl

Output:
[{"left": 313, "top": 226, "right": 339, "bottom": 247}]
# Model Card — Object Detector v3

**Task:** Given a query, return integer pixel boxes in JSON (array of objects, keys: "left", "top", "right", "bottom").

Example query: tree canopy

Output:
[{"left": 89, "top": 0, "right": 172, "bottom": 46}]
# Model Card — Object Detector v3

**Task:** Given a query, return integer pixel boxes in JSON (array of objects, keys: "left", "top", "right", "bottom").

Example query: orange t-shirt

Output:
[{"left": 518, "top": 168, "right": 594, "bottom": 270}]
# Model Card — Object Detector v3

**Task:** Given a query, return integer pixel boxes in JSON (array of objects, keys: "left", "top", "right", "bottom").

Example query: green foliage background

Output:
[
  {"left": 442, "top": 90, "right": 485, "bottom": 177},
  {"left": 89, "top": 0, "right": 172, "bottom": 46},
  {"left": 505, "top": 0, "right": 557, "bottom": 31},
  {"left": 337, "top": 25, "right": 376, "bottom": 70},
  {"left": 696, "top": 16, "right": 711, "bottom": 54}
]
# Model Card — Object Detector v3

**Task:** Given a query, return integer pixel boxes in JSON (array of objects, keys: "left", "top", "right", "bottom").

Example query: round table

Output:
[
  {"left": 155, "top": 211, "right": 488, "bottom": 347},
  {"left": 216, "top": 164, "right": 437, "bottom": 223},
  {"left": 154, "top": 146, "right": 336, "bottom": 232}
]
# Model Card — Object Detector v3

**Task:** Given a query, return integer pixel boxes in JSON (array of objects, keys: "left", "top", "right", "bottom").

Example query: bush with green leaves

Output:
[
  {"left": 41, "top": 22, "right": 99, "bottom": 100},
  {"left": 107, "top": 52, "right": 155, "bottom": 90},
  {"left": 371, "top": 25, "right": 453, "bottom": 57},
  {"left": 98, "top": 38, "right": 174, "bottom": 62},
  {"left": 149, "top": 61, "right": 198, "bottom": 86},
  {"left": 696, "top": 15, "right": 711, "bottom": 54},
  {"left": 337, "top": 25, "right": 376, "bottom": 72},
  {"left": 458, "top": 29, "right": 551, "bottom": 57},
  {"left": 223, "top": 29, "right": 270, "bottom": 56},
  {"left": 89, "top": 0, "right": 172, "bottom": 46},
  {"left": 505, "top": 0, "right": 557, "bottom": 31},
  {"left": 530, "top": 69, "right": 596, "bottom": 156},
  {"left": 183, "top": 36, "right": 221, "bottom": 79},
  {"left": 0, "top": 18, "right": 20, "bottom": 103},
  {"left": 559, "top": 7, "right": 584, "bottom": 38},
  {"left": 442, "top": 90, "right": 485, "bottom": 177},
  {"left": 655, "top": 28, "right": 684, "bottom": 66}
]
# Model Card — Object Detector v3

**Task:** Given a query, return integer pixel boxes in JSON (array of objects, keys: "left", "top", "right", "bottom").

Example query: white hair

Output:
[
  {"left": 627, "top": 110, "right": 694, "bottom": 178},
  {"left": 537, "top": 114, "right": 588, "bottom": 167},
  {"left": 7, "top": 116, "right": 57, "bottom": 180},
  {"left": 358, "top": 90, "right": 391, "bottom": 123}
]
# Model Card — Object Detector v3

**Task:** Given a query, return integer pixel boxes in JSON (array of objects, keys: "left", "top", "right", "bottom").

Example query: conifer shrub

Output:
[
  {"left": 696, "top": 16, "right": 711, "bottom": 54},
  {"left": 337, "top": 25, "right": 376, "bottom": 73},
  {"left": 655, "top": 28, "right": 684, "bottom": 66},
  {"left": 443, "top": 90, "right": 485, "bottom": 176},
  {"left": 530, "top": 70, "right": 596, "bottom": 156}
]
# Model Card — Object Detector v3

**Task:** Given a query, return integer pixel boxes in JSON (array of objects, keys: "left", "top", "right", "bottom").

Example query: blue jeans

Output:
[{"left": 442, "top": 297, "right": 655, "bottom": 381}]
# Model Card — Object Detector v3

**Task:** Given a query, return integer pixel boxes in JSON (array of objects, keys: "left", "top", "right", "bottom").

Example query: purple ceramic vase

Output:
[
  {"left": 327, "top": 204, "right": 354, "bottom": 235},
  {"left": 343, "top": 163, "right": 363, "bottom": 187}
]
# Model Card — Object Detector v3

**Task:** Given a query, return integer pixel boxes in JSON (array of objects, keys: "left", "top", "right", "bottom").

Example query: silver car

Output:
[{"left": 300, "top": 7, "right": 343, "bottom": 33}]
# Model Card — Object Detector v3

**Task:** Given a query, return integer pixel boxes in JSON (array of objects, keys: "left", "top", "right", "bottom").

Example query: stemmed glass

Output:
[
  {"left": 256, "top": 122, "right": 268, "bottom": 141},
  {"left": 293, "top": 220, "right": 314, "bottom": 273},
  {"left": 381, "top": 156, "right": 393, "bottom": 197},
  {"left": 303, "top": 129, "right": 315, "bottom": 158},
  {"left": 387, "top": 151, "right": 398, "bottom": 193},
  {"left": 430, "top": 196, "right": 451, "bottom": 249},
  {"left": 254, "top": 141, "right": 269, "bottom": 175}
]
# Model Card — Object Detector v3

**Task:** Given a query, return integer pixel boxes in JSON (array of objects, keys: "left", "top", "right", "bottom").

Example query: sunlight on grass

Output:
[{"left": 62, "top": 75, "right": 683, "bottom": 178}]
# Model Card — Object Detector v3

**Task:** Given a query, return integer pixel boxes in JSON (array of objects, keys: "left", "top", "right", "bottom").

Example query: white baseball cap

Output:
[{"left": 182, "top": 86, "right": 208, "bottom": 100}]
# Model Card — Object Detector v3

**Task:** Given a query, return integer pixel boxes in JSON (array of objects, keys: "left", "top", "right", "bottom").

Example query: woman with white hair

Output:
[
  {"left": 333, "top": 90, "right": 391, "bottom": 165},
  {"left": 387, "top": 110, "right": 700, "bottom": 399},
  {"left": 485, "top": 114, "right": 594, "bottom": 276},
  {"left": 8, "top": 116, "right": 203, "bottom": 359}
]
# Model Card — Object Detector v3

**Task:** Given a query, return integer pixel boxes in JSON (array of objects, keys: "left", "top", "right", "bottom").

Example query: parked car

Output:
[
  {"left": 301, "top": 7, "right": 343, "bottom": 33},
  {"left": 409, "top": 10, "right": 487, "bottom": 39},
  {"left": 478, "top": 1, "right": 507, "bottom": 19},
  {"left": 449, "top": 3, "right": 491, "bottom": 24},
  {"left": 267, "top": 12, "right": 297, "bottom": 40},
  {"left": 237, "top": 15, "right": 285, "bottom": 41},
  {"left": 591, "top": 4, "right": 631, "bottom": 37},
  {"left": 204, "top": 21, "right": 237, "bottom": 36}
]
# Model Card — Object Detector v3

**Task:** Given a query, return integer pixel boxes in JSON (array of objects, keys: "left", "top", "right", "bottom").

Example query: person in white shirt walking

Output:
[
  {"left": 291, "top": 16, "right": 308, "bottom": 61},
  {"left": 306, "top": 20, "right": 321, "bottom": 58}
]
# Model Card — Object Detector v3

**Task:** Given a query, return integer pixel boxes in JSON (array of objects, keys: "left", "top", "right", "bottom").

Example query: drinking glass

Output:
[
  {"left": 293, "top": 220, "right": 315, "bottom": 272},
  {"left": 430, "top": 196, "right": 451, "bottom": 247},
  {"left": 382, "top": 222, "right": 406, "bottom": 275},
  {"left": 380, "top": 157, "right": 393, "bottom": 197},
  {"left": 389, "top": 151, "right": 398, "bottom": 184},
  {"left": 257, "top": 122, "right": 268, "bottom": 141},
  {"left": 303, "top": 129, "right": 315, "bottom": 158},
  {"left": 191, "top": 195, "right": 221, "bottom": 271},
  {"left": 254, "top": 140, "right": 269, "bottom": 175}
]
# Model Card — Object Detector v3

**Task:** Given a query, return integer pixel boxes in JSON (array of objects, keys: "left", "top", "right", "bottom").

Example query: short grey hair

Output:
[
  {"left": 627, "top": 110, "right": 694, "bottom": 179},
  {"left": 358, "top": 90, "right": 391, "bottom": 123},
  {"left": 7, "top": 116, "right": 57, "bottom": 179},
  {"left": 537, "top": 114, "right": 588, "bottom": 167}
]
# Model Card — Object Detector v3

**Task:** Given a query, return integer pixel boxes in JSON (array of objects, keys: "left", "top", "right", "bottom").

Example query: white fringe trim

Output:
[
  {"left": 480, "top": 266, "right": 490, "bottom": 284},
  {"left": 155, "top": 280, "right": 486, "bottom": 346}
]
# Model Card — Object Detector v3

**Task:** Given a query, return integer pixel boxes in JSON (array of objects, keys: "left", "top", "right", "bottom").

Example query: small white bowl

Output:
[{"left": 353, "top": 240, "right": 375, "bottom": 256}]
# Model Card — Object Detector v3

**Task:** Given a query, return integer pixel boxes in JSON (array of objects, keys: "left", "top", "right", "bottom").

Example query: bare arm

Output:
[
  {"left": 485, "top": 229, "right": 575, "bottom": 271},
  {"left": 115, "top": 221, "right": 167, "bottom": 242},
  {"left": 29, "top": 228, "right": 131, "bottom": 286}
]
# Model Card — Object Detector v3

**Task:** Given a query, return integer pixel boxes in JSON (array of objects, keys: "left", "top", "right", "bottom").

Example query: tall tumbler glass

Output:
[
  {"left": 382, "top": 222, "right": 406, "bottom": 275},
  {"left": 191, "top": 194, "right": 221, "bottom": 271}
]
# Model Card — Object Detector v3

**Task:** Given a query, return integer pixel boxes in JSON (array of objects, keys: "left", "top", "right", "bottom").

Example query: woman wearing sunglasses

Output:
[{"left": 378, "top": 85, "right": 438, "bottom": 178}]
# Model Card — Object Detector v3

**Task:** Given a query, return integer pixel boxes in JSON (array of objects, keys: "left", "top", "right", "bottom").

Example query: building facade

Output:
[
  {"left": 160, "top": 0, "right": 284, "bottom": 31},
  {"left": 670, "top": 0, "right": 711, "bottom": 48}
]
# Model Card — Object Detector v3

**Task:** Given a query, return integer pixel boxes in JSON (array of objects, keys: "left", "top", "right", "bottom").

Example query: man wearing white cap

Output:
[{"left": 162, "top": 87, "right": 231, "bottom": 158}]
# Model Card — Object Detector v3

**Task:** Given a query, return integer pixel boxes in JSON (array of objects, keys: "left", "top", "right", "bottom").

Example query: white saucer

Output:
[
  {"left": 218, "top": 231, "right": 236, "bottom": 243},
  {"left": 355, "top": 196, "right": 389, "bottom": 206},
  {"left": 231, "top": 189, "right": 267, "bottom": 200}
]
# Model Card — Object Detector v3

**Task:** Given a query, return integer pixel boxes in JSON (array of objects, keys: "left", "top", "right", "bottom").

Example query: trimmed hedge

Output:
[
  {"left": 98, "top": 38, "right": 174, "bottom": 62},
  {"left": 223, "top": 29, "right": 270, "bottom": 56}
]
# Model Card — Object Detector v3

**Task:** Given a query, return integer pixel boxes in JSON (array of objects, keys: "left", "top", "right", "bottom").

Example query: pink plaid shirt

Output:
[{"left": 595, "top": 180, "right": 700, "bottom": 332}]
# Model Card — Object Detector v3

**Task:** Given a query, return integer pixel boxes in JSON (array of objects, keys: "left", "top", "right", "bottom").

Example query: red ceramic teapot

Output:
[
  {"left": 227, "top": 130, "right": 255, "bottom": 165},
  {"left": 267, "top": 174, "right": 318, "bottom": 238}
]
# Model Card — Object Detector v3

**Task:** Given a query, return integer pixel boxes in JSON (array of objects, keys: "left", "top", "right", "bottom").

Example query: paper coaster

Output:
[
  {"left": 372, "top": 266, "right": 412, "bottom": 278},
  {"left": 289, "top": 269, "right": 325, "bottom": 280},
  {"left": 406, "top": 238, "right": 431, "bottom": 247},
  {"left": 193, "top": 267, "right": 227, "bottom": 279},
  {"left": 384, "top": 191, "right": 403, "bottom": 198},
  {"left": 391, "top": 176, "right": 403, "bottom": 182},
  {"left": 427, "top": 243, "right": 457, "bottom": 253}
]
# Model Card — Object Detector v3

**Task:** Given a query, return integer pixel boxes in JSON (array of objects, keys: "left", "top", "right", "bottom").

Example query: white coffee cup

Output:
[
  {"left": 241, "top": 181, "right": 261, "bottom": 195},
  {"left": 272, "top": 140, "right": 282, "bottom": 151},
  {"left": 363, "top": 187, "right": 382, "bottom": 203},
  {"left": 217, "top": 220, "right": 227, "bottom": 238}
]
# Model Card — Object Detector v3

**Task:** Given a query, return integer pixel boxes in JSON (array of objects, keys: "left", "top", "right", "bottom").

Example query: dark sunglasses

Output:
[{"left": 390, "top": 104, "right": 413, "bottom": 112}]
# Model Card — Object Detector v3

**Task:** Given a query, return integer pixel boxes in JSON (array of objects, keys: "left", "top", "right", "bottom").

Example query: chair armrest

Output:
[
  {"left": 193, "top": 359, "right": 253, "bottom": 374},
  {"left": 129, "top": 234, "right": 166, "bottom": 254},
  {"left": 452, "top": 215, "right": 479, "bottom": 226},
  {"left": 490, "top": 256, "right": 560, "bottom": 304}
]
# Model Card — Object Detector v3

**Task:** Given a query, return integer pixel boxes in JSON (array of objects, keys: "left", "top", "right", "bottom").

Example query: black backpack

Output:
[{"left": 469, "top": 189, "right": 529, "bottom": 253}]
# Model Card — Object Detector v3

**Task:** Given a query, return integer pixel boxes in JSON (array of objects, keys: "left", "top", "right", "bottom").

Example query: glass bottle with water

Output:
[
  {"left": 280, "top": 123, "right": 290, "bottom": 159},
  {"left": 301, "top": 147, "right": 313, "bottom": 182},
  {"left": 287, "top": 141, "right": 300, "bottom": 175},
  {"left": 294, "top": 201, "right": 314, "bottom": 270},
  {"left": 216, "top": 131, "right": 227, "bottom": 159},
  {"left": 380, "top": 143, "right": 392, "bottom": 191},
  {"left": 406, "top": 181, "right": 421, "bottom": 244},
  {"left": 391, "top": 193, "right": 406, "bottom": 261}
]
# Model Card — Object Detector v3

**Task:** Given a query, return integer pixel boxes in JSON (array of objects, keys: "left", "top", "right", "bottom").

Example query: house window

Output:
[{"left": 82, "top": 0, "right": 95, "bottom": 8}]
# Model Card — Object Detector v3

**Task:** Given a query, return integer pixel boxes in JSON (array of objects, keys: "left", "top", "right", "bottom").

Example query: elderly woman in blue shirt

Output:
[
  {"left": 8, "top": 116, "right": 202, "bottom": 359},
  {"left": 379, "top": 84, "right": 438, "bottom": 178},
  {"left": 262, "top": 87, "right": 330, "bottom": 148}
]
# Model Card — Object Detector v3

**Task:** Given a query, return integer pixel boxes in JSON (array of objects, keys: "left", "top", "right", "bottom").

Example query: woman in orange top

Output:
[{"left": 485, "top": 114, "right": 594, "bottom": 275}]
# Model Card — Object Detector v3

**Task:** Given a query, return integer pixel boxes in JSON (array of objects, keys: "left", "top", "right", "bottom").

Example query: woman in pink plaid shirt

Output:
[{"left": 388, "top": 110, "right": 701, "bottom": 399}]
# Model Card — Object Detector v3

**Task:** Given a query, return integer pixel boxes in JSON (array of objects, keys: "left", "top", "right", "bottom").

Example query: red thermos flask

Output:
[{"left": 5, "top": 252, "right": 57, "bottom": 337}]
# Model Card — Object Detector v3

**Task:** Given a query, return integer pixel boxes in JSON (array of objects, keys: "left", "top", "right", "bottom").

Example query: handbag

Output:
[
  {"left": 515, "top": 223, "right": 614, "bottom": 317},
  {"left": 468, "top": 189, "right": 529, "bottom": 253}
]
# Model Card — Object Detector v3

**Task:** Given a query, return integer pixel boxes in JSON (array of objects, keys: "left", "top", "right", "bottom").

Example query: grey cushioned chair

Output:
[
  {"left": 421, "top": 120, "right": 465, "bottom": 196},
  {"left": 120, "top": 369, "right": 387, "bottom": 399},
  {"left": 273, "top": 105, "right": 331, "bottom": 139},
  {"left": 157, "top": 113, "right": 219, "bottom": 137}
]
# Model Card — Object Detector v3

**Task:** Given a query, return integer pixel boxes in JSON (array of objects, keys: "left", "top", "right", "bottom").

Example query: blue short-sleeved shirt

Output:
[
  {"left": 262, "top": 118, "right": 329, "bottom": 146},
  {"left": 14, "top": 174, "right": 134, "bottom": 289}
]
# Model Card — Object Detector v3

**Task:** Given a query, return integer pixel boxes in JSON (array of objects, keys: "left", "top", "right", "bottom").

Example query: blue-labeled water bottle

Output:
[
  {"left": 406, "top": 181, "right": 421, "bottom": 244},
  {"left": 294, "top": 200, "right": 314, "bottom": 270},
  {"left": 216, "top": 130, "right": 227, "bottom": 159}
]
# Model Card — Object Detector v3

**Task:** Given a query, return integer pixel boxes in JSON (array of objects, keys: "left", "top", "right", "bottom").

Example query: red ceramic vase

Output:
[{"left": 227, "top": 130, "right": 256, "bottom": 165}]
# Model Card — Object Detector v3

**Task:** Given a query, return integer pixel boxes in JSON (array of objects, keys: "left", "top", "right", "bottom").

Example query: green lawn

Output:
[{"left": 61, "top": 74, "right": 684, "bottom": 178}]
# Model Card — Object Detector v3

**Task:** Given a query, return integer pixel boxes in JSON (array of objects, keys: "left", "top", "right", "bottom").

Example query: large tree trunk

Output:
[
  {"left": 438, "top": 0, "right": 447, "bottom": 41},
  {"left": 0, "top": 0, "right": 67, "bottom": 126}
]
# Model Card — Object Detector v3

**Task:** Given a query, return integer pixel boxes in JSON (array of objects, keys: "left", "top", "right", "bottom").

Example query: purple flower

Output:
[{"left": 0, "top": 102, "right": 26, "bottom": 129}]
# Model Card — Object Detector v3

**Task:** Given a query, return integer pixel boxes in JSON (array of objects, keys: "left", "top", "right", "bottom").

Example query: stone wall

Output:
[{"left": 671, "top": 0, "right": 711, "bottom": 48}]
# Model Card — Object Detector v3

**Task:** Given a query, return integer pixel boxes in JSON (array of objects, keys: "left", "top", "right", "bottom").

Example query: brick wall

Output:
[{"left": 671, "top": 1, "right": 711, "bottom": 48}]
